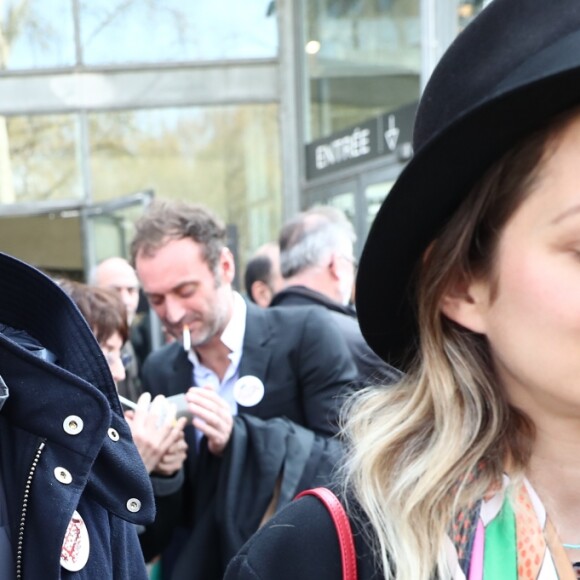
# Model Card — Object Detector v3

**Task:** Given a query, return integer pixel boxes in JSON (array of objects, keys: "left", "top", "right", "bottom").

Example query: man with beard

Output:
[{"left": 131, "top": 200, "right": 357, "bottom": 578}]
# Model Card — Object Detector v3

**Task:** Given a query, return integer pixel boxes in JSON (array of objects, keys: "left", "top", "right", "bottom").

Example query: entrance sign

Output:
[
  {"left": 313, "top": 120, "right": 376, "bottom": 173},
  {"left": 306, "top": 101, "right": 417, "bottom": 180}
]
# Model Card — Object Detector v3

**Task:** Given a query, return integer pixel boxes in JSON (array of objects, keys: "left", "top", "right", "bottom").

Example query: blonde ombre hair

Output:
[{"left": 342, "top": 113, "right": 577, "bottom": 579}]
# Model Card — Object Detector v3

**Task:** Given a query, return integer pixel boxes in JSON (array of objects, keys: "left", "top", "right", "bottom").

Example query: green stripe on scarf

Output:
[
  {"left": 483, "top": 498, "right": 517, "bottom": 579},
  {"left": 148, "top": 560, "right": 162, "bottom": 580}
]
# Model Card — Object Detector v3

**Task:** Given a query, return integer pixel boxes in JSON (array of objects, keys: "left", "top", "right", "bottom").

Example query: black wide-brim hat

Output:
[{"left": 356, "top": 0, "right": 580, "bottom": 369}]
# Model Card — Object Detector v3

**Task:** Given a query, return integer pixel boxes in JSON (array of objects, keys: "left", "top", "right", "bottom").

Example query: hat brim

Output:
[{"left": 356, "top": 27, "right": 580, "bottom": 369}]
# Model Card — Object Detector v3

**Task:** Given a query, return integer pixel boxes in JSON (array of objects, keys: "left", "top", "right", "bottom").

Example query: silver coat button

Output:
[
  {"left": 54, "top": 467, "right": 72, "bottom": 485},
  {"left": 63, "top": 416, "right": 84, "bottom": 435},
  {"left": 107, "top": 428, "right": 120, "bottom": 442},
  {"left": 126, "top": 498, "right": 141, "bottom": 513}
]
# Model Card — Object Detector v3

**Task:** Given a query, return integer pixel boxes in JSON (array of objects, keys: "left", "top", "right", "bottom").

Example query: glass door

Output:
[
  {"left": 360, "top": 165, "right": 401, "bottom": 238},
  {"left": 82, "top": 189, "right": 154, "bottom": 274},
  {"left": 303, "top": 177, "right": 360, "bottom": 250},
  {"left": 0, "top": 189, "right": 152, "bottom": 281},
  {"left": 83, "top": 189, "right": 163, "bottom": 352},
  {"left": 302, "top": 160, "right": 405, "bottom": 256}
]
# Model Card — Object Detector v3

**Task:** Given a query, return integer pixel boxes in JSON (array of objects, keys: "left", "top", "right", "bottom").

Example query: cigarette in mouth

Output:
[{"left": 183, "top": 324, "right": 191, "bottom": 352}]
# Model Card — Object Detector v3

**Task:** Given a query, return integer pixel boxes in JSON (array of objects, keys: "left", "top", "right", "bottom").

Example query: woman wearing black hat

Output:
[{"left": 225, "top": 1, "right": 580, "bottom": 579}]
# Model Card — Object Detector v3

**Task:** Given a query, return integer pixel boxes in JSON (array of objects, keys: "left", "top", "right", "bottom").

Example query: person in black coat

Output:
[
  {"left": 131, "top": 200, "right": 358, "bottom": 578},
  {"left": 226, "top": 1, "right": 580, "bottom": 578},
  {"left": 273, "top": 206, "right": 401, "bottom": 386},
  {"left": 225, "top": 494, "right": 381, "bottom": 580}
]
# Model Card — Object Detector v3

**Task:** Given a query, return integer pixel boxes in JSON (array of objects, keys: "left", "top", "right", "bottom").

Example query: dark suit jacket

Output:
[
  {"left": 139, "top": 302, "right": 358, "bottom": 576},
  {"left": 141, "top": 302, "right": 358, "bottom": 437},
  {"left": 271, "top": 286, "right": 403, "bottom": 387}
]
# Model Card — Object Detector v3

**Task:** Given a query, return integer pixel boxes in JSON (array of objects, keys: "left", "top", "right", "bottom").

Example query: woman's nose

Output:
[{"left": 111, "top": 357, "right": 126, "bottom": 384}]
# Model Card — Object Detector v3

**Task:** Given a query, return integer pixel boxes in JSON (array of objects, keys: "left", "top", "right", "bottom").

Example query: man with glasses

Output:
[{"left": 272, "top": 206, "right": 402, "bottom": 386}]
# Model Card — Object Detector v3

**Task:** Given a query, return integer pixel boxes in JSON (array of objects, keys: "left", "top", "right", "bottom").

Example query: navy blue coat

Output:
[{"left": 0, "top": 253, "right": 155, "bottom": 579}]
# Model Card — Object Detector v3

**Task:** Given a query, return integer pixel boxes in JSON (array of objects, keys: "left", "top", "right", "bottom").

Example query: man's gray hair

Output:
[{"left": 279, "top": 207, "right": 355, "bottom": 279}]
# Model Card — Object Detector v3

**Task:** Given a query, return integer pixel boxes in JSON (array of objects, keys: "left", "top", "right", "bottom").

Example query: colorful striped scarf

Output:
[{"left": 448, "top": 477, "right": 578, "bottom": 579}]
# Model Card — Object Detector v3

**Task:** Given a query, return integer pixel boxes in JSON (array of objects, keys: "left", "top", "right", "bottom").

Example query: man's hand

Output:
[
  {"left": 186, "top": 385, "right": 233, "bottom": 455},
  {"left": 125, "top": 392, "right": 188, "bottom": 473},
  {"left": 152, "top": 434, "right": 188, "bottom": 476}
]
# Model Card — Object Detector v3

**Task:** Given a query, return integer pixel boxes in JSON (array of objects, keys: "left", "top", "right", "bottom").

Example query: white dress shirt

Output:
[{"left": 187, "top": 291, "right": 247, "bottom": 417}]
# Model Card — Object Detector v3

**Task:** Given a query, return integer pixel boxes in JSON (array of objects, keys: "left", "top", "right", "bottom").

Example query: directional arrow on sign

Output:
[{"left": 384, "top": 115, "right": 400, "bottom": 151}]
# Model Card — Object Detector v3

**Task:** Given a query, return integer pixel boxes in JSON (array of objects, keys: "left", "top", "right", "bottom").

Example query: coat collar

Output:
[
  {"left": 271, "top": 285, "right": 356, "bottom": 317},
  {"left": 0, "top": 253, "right": 120, "bottom": 410}
]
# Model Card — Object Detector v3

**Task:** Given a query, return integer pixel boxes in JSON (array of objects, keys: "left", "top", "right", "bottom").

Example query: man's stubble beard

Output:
[{"left": 189, "top": 278, "right": 230, "bottom": 348}]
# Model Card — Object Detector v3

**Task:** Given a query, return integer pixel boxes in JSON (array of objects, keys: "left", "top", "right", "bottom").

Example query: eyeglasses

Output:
[{"left": 340, "top": 254, "right": 359, "bottom": 269}]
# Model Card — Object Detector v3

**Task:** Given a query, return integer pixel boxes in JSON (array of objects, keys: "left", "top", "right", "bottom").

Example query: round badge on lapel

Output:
[
  {"left": 60, "top": 510, "right": 90, "bottom": 572},
  {"left": 233, "top": 375, "right": 265, "bottom": 407}
]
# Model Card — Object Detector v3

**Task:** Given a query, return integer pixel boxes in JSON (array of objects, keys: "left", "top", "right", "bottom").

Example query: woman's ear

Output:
[{"left": 439, "top": 275, "right": 490, "bottom": 334}]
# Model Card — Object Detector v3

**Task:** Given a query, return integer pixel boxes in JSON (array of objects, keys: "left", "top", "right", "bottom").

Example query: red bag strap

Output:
[{"left": 295, "top": 487, "right": 358, "bottom": 580}]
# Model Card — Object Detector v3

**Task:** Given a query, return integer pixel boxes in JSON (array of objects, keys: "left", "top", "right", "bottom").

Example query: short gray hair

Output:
[{"left": 279, "top": 208, "right": 355, "bottom": 278}]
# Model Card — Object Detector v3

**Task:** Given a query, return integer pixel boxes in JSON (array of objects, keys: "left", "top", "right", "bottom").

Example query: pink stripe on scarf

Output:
[{"left": 468, "top": 519, "right": 484, "bottom": 580}]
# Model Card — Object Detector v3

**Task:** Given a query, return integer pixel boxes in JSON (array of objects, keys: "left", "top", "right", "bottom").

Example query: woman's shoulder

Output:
[{"left": 225, "top": 493, "right": 380, "bottom": 580}]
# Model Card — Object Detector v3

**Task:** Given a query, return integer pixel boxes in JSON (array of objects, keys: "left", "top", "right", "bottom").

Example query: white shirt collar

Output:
[{"left": 220, "top": 291, "right": 246, "bottom": 357}]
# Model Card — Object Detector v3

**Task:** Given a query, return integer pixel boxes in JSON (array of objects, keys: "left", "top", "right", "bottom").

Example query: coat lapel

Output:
[
  {"left": 171, "top": 346, "right": 194, "bottom": 393},
  {"left": 238, "top": 304, "right": 272, "bottom": 415}
]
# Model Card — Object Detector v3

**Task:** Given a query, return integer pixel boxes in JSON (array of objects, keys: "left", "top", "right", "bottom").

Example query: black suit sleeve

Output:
[{"left": 295, "top": 308, "right": 358, "bottom": 436}]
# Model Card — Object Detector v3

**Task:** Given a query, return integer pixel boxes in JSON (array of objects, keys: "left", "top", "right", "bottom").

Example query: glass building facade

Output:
[
  {"left": 0, "top": 0, "right": 489, "bottom": 278},
  {"left": 300, "top": 0, "right": 489, "bottom": 254},
  {"left": 302, "top": 0, "right": 421, "bottom": 142}
]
